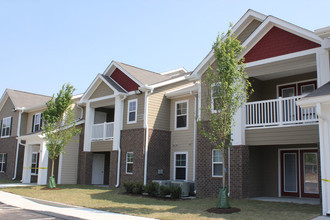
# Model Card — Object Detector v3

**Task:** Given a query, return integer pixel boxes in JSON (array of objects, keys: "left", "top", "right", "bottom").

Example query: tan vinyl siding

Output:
[
  {"left": 20, "top": 112, "right": 28, "bottom": 136},
  {"left": 123, "top": 95, "right": 145, "bottom": 130},
  {"left": 0, "top": 98, "right": 19, "bottom": 137},
  {"left": 148, "top": 80, "right": 194, "bottom": 130},
  {"left": 72, "top": 103, "right": 82, "bottom": 121},
  {"left": 91, "top": 140, "right": 113, "bottom": 152},
  {"left": 200, "top": 63, "right": 217, "bottom": 120},
  {"left": 89, "top": 81, "right": 114, "bottom": 100},
  {"left": 170, "top": 96, "right": 196, "bottom": 181},
  {"left": 26, "top": 110, "right": 43, "bottom": 134},
  {"left": 237, "top": 20, "right": 262, "bottom": 44},
  {"left": 60, "top": 134, "right": 80, "bottom": 184},
  {"left": 245, "top": 124, "right": 319, "bottom": 145}
]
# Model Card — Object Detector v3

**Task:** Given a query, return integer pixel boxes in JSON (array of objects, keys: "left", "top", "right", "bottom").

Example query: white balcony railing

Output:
[
  {"left": 91, "top": 122, "right": 114, "bottom": 141},
  {"left": 246, "top": 95, "right": 318, "bottom": 128}
]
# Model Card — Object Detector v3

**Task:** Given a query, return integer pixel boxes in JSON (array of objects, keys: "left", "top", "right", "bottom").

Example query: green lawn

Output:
[
  {"left": 0, "top": 179, "right": 21, "bottom": 184},
  {"left": 0, "top": 185, "right": 321, "bottom": 220}
]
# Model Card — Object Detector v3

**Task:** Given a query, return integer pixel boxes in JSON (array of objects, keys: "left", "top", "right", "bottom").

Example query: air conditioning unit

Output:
[
  {"left": 170, "top": 180, "right": 190, "bottom": 197},
  {"left": 152, "top": 180, "right": 171, "bottom": 187}
]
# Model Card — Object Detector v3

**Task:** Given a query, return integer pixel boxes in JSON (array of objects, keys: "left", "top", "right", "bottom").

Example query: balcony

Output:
[
  {"left": 246, "top": 95, "right": 318, "bottom": 128},
  {"left": 91, "top": 122, "right": 114, "bottom": 141}
]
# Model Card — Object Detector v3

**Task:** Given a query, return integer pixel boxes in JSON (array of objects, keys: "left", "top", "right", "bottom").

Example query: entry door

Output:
[
  {"left": 92, "top": 154, "right": 105, "bottom": 185},
  {"left": 281, "top": 150, "right": 319, "bottom": 198}
]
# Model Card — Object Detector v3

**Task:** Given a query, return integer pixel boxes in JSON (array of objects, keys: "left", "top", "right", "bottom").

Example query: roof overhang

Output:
[
  {"left": 0, "top": 90, "right": 12, "bottom": 112},
  {"left": 165, "top": 84, "right": 198, "bottom": 99}
]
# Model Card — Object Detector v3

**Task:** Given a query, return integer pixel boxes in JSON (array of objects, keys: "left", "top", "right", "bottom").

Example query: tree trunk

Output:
[
  {"left": 222, "top": 148, "right": 226, "bottom": 188},
  {"left": 51, "top": 159, "right": 54, "bottom": 177}
]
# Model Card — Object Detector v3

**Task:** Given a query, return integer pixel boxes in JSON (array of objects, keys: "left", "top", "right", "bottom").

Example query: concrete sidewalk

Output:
[{"left": 0, "top": 191, "right": 154, "bottom": 220}]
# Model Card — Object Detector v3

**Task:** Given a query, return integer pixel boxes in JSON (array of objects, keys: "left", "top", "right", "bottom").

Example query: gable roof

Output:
[
  {"left": 190, "top": 9, "right": 323, "bottom": 79},
  {"left": 0, "top": 89, "right": 51, "bottom": 112}
]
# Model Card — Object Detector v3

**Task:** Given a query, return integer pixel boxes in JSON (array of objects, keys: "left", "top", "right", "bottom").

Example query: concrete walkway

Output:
[{"left": 0, "top": 190, "right": 154, "bottom": 220}]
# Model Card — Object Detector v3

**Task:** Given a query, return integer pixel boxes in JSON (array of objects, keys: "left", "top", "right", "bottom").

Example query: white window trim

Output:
[
  {"left": 173, "top": 151, "right": 188, "bottom": 181},
  {"left": 0, "top": 153, "right": 6, "bottom": 172},
  {"left": 127, "top": 99, "right": 137, "bottom": 124},
  {"left": 33, "top": 113, "right": 42, "bottom": 132},
  {"left": 211, "top": 83, "right": 220, "bottom": 114},
  {"left": 212, "top": 149, "right": 223, "bottom": 178},
  {"left": 276, "top": 78, "right": 317, "bottom": 98},
  {"left": 126, "top": 152, "right": 133, "bottom": 174},
  {"left": 31, "top": 152, "right": 39, "bottom": 175},
  {"left": 174, "top": 100, "right": 189, "bottom": 130},
  {"left": 1, "top": 117, "right": 11, "bottom": 138}
]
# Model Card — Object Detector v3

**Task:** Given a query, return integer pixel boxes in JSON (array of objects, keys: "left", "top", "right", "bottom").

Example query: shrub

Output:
[
  {"left": 144, "top": 182, "right": 158, "bottom": 197},
  {"left": 132, "top": 182, "right": 144, "bottom": 194},
  {"left": 159, "top": 185, "right": 171, "bottom": 197},
  {"left": 170, "top": 185, "right": 182, "bottom": 199},
  {"left": 123, "top": 182, "right": 134, "bottom": 194}
]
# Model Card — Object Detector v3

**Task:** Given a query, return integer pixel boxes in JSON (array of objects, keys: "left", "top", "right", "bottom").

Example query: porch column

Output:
[
  {"left": 317, "top": 103, "right": 330, "bottom": 215},
  {"left": 84, "top": 102, "right": 95, "bottom": 152},
  {"left": 22, "top": 144, "right": 31, "bottom": 183},
  {"left": 113, "top": 95, "right": 124, "bottom": 151},
  {"left": 316, "top": 49, "right": 330, "bottom": 87},
  {"left": 37, "top": 141, "right": 48, "bottom": 185}
]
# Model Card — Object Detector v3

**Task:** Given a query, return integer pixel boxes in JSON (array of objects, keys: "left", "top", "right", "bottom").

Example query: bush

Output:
[
  {"left": 159, "top": 185, "right": 171, "bottom": 197},
  {"left": 170, "top": 185, "right": 182, "bottom": 199},
  {"left": 123, "top": 182, "right": 135, "bottom": 194},
  {"left": 144, "top": 182, "right": 158, "bottom": 197},
  {"left": 132, "top": 182, "right": 144, "bottom": 194}
]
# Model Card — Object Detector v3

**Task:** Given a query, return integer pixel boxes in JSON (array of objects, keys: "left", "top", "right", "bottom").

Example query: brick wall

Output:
[
  {"left": 120, "top": 128, "right": 145, "bottom": 183},
  {"left": 147, "top": 129, "right": 171, "bottom": 182},
  {"left": 0, "top": 136, "right": 18, "bottom": 180},
  {"left": 77, "top": 128, "right": 93, "bottom": 185},
  {"left": 109, "top": 151, "right": 118, "bottom": 187}
]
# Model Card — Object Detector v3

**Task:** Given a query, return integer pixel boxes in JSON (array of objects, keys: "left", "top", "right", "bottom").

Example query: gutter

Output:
[
  {"left": 115, "top": 93, "right": 127, "bottom": 187},
  {"left": 139, "top": 86, "right": 154, "bottom": 185},
  {"left": 12, "top": 107, "right": 25, "bottom": 180}
]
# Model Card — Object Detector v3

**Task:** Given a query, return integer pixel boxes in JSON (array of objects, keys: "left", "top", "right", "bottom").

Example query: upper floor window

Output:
[
  {"left": 127, "top": 99, "right": 137, "bottom": 124},
  {"left": 211, "top": 83, "right": 221, "bottom": 113},
  {"left": 32, "top": 113, "right": 42, "bottom": 132},
  {"left": 126, "top": 152, "right": 133, "bottom": 174},
  {"left": 1, "top": 117, "right": 12, "bottom": 137},
  {"left": 0, "top": 153, "right": 7, "bottom": 172},
  {"left": 212, "top": 149, "right": 223, "bottom": 177},
  {"left": 175, "top": 100, "right": 188, "bottom": 130},
  {"left": 278, "top": 80, "right": 316, "bottom": 98}
]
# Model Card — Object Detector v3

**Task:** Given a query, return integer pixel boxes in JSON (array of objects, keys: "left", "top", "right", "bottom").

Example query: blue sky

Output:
[{"left": 1, "top": 0, "right": 329, "bottom": 96}]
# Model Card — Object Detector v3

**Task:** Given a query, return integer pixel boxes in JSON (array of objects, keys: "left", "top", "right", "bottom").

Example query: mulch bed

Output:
[
  {"left": 41, "top": 187, "right": 61, "bottom": 190},
  {"left": 207, "top": 207, "right": 240, "bottom": 214}
]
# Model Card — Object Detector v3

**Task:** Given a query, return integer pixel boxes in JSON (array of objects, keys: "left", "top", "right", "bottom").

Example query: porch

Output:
[{"left": 245, "top": 95, "right": 318, "bottom": 128}]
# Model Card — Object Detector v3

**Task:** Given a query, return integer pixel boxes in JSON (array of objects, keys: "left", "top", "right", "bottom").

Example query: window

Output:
[
  {"left": 212, "top": 149, "right": 223, "bottom": 177},
  {"left": 127, "top": 99, "right": 137, "bottom": 124},
  {"left": 33, "top": 113, "right": 42, "bottom": 132},
  {"left": 126, "top": 152, "right": 133, "bottom": 174},
  {"left": 174, "top": 152, "right": 187, "bottom": 180},
  {"left": 175, "top": 100, "right": 188, "bottom": 129},
  {"left": 211, "top": 83, "right": 221, "bottom": 113},
  {"left": 1, "top": 117, "right": 12, "bottom": 137},
  {"left": 31, "top": 152, "right": 39, "bottom": 175},
  {"left": 278, "top": 80, "right": 317, "bottom": 97},
  {"left": 0, "top": 153, "right": 6, "bottom": 172}
]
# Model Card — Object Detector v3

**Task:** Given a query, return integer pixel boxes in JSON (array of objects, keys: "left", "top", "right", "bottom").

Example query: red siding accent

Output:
[
  {"left": 244, "top": 27, "right": 320, "bottom": 63},
  {"left": 110, "top": 68, "right": 139, "bottom": 92}
]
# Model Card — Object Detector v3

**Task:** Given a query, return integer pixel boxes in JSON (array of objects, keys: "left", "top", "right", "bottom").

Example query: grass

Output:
[
  {"left": 0, "top": 184, "right": 321, "bottom": 220},
  {"left": 0, "top": 179, "right": 21, "bottom": 184}
]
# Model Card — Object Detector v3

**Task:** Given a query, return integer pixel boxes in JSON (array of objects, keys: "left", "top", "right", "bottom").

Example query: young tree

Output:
[
  {"left": 42, "top": 83, "right": 81, "bottom": 188},
  {"left": 199, "top": 26, "right": 252, "bottom": 208}
]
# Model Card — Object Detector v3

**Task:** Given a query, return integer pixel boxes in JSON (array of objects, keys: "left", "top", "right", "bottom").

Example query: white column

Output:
[
  {"left": 113, "top": 95, "right": 123, "bottom": 151},
  {"left": 232, "top": 106, "right": 246, "bottom": 146},
  {"left": 37, "top": 141, "right": 49, "bottom": 185},
  {"left": 22, "top": 144, "right": 31, "bottom": 183},
  {"left": 84, "top": 102, "right": 94, "bottom": 152},
  {"left": 316, "top": 49, "right": 330, "bottom": 87}
]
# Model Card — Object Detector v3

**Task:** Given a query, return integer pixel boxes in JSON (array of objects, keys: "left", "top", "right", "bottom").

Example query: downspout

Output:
[
  {"left": 13, "top": 107, "right": 24, "bottom": 180},
  {"left": 77, "top": 104, "right": 84, "bottom": 120},
  {"left": 116, "top": 94, "right": 127, "bottom": 188},
  {"left": 228, "top": 147, "right": 231, "bottom": 197},
  {"left": 192, "top": 91, "right": 197, "bottom": 182},
  {"left": 141, "top": 86, "right": 153, "bottom": 185}
]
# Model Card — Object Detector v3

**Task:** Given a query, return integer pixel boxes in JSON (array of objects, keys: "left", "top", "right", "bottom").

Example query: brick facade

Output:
[
  {"left": 77, "top": 129, "right": 93, "bottom": 185},
  {"left": 0, "top": 136, "right": 19, "bottom": 180},
  {"left": 109, "top": 151, "right": 118, "bottom": 186},
  {"left": 147, "top": 129, "right": 171, "bottom": 182}
]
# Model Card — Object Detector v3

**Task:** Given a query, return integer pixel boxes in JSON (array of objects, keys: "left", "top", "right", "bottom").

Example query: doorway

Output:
[
  {"left": 92, "top": 154, "right": 105, "bottom": 185},
  {"left": 280, "top": 149, "right": 319, "bottom": 198}
]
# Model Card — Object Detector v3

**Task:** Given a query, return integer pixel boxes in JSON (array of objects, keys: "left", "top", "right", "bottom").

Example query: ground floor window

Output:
[
  {"left": 126, "top": 152, "right": 133, "bottom": 174},
  {"left": 212, "top": 149, "right": 223, "bottom": 177},
  {"left": 31, "top": 152, "right": 39, "bottom": 175},
  {"left": 0, "top": 153, "right": 6, "bottom": 172},
  {"left": 174, "top": 152, "right": 187, "bottom": 180}
]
